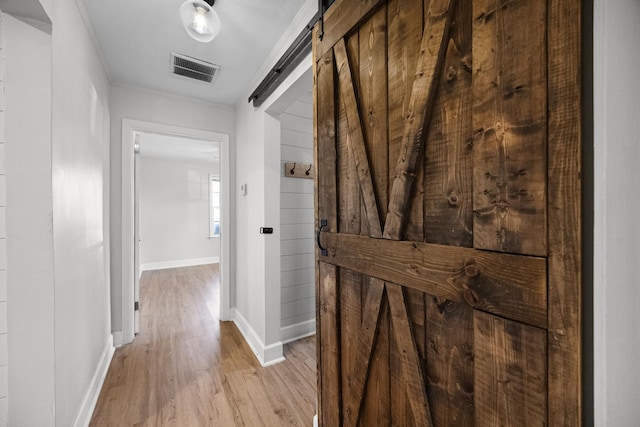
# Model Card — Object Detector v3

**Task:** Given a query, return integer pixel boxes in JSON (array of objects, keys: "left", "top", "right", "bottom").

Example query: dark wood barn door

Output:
[{"left": 313, "top": 0, "right": 582, "bottom": 425}]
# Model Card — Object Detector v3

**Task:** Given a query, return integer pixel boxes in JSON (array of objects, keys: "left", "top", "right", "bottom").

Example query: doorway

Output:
[
  {"left": 120, "top": 119, "right": 231, "bottom": 345},
  {"left": 135, "top": 132, "right": 221, "bottom": 332}
]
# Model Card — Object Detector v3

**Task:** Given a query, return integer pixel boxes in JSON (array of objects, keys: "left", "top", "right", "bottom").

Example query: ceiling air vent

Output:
[{"left": 171, "top": 52, "right": 220, "bottom": 83}]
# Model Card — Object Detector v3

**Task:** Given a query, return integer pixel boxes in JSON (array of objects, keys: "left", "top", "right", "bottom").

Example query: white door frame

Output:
[{"left": 121, "top": 119, "right": 232, "bottom": 344}]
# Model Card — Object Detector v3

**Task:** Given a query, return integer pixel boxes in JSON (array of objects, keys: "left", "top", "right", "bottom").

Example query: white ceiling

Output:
[
  {"left": 140, "top": 133, "right": 220, "bottom": 164},
  {"left": 80, "top": 0, "right": 308, "bottom": 105}
]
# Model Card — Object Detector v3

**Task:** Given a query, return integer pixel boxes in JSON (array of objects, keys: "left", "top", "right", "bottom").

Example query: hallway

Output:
[{"left": 90, "top": 265, "right": 316, "bottom": 426}]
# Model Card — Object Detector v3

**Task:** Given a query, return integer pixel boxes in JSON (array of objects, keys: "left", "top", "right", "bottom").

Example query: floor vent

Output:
[{"left": 171, "top": 52, "right": 220, "bottom": 83}]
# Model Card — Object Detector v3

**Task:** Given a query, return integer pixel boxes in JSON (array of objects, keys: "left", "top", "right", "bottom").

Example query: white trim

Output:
[
  {"left": 140, "top": 257, "right": 220, "bottom": 272},
  {"left": 112, "top": 331, "right": 124, "bottom": 348},
  {"left": 121, "top": 119, "right": 232, "bottom": 344},
  {"left": 73, "top": 335, "right": 114, "bottom": 427},
  {"left": 593, "top": 2, "right": 607, "bottom": 425},
  {"left": 231, "top": 308, "right": 285, "bottom": 367},
  {"left": 280, "top": 319, "right": 316, "bottom": 344},
  {"left": 313, "top": 414, "right": 318, "bottom": 427}
]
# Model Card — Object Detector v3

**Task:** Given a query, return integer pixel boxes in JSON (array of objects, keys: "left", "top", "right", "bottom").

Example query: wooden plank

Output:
[
  {"left": 424, "top": 0, "right": 474, "bottom": 247},
  {"left": 406, "top": 288, "right": 426, "bottom": 369},
  {"left": 360, "top": 284, "right": 391, "bottom": 426},
  {"left": 316, "top": 50, "right": 338, "bottom": 234},
  {"left": 313, "top": 0, "right": 385, "bottom": 60},
  {"left": 471, "top": 0, "right": 547, "bottom": 256},
  {"left": 387, "top": 0, "right": 423, "bottom": 209},
  {"left": 386, "top": 283, "right": 433, "bottom": 427},
  {"left": 337, "top": 35, "right": 362, "bottom": 236},
  {"left": 390, "top": 316, "right": 411, "bottom": 425},
  {"left": 425, "top": 296, "right": 474, "bottom": 426},
  {"left": 315, "top": 52, "right": 338, "bottom": 427},
  {"left": 318, "top": 262, "right": 341, "bottom": 426},
  {"left": 334, "top": 38, "right": 383, "bottom": 238},
  {"left": 358, "top": 7, "right": 389, "bottom": 224},
  {"left": 403, "top": 0, "right": 439, "bottom": 244},
  {"left": 390, "top": 288, "right": 426, "bottom": 425},
  {"left": 345, "top": 33, "right": 370, "bottom": 238},
  {"left": 389, "top": 287, "right": 428, "bottom": 425},
  {"left": 339, "top": 269, "right": 363, "bottom": 416},
  {"left": 387, "top": 0, "right": 423, "bottom": 243},
  {"left": 342, "top": 278, "right": 385, "bottom": 426},
  {"left": 474, "top": 311, "right": 547, "bottom": 426},
  {"left": 322, "top": 232, "right": 547, "bottom": 328},
  {"left": 384, "top": 0, "right": 456, "bottom": 240},
  {"left": 547, "top": 0, "right": 582, "bottom": 425}
]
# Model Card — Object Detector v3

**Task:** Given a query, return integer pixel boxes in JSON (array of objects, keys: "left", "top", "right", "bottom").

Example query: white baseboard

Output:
[
  {"left": 112, "top": 331, "right": 124, "bottom": 347},
  {"left": 140, "top": 256, "right": 220, "bottom": 272},
  {"left": 231, "top": 308, "right": 285, "bottom": 367},
  {"left": 281, "top": 319, "right": 316, "bottom": 344},
  {"left": 73, "top": 334, "right": 114, "bottom": 427}
]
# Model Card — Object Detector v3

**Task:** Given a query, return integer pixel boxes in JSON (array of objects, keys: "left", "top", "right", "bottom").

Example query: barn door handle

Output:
[{"left": 317, "top": 219, "right": 328, "bottom": 256}]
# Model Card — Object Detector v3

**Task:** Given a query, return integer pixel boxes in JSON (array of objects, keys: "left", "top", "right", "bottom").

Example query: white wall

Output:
[
  {"left": 48, "top": 0, "right": 113, "bottom": 424},
  {"left": 0, "top": 14, "right": 7, "bottom": 426},
  {"left": 139, "top": 155, "right": 220, "bottom": 269},
  {"left": 110, "top": 84, "right": 235, "bottom": 333},
  {"left": 279, "top": 96, "right": 315, "bottom": 342},
  {"left": 593, "top": 0, "right": 640, "bottom": 425},
  {"left": 4, "top": 12, "right": 54, "bottom": 426},
  {"left": 4, "top": 0, "right": 115, "bottom": 425},
  {"left": 233, "top": 0, "right": 317, "bottom": 365},
  {"left": 234, "top": 94, "right": 269, "bottom": 352}
]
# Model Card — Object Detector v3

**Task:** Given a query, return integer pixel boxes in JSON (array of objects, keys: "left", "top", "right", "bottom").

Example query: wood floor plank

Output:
[{"left": 90, "top": 264, "right": 316, "bottom": 427}]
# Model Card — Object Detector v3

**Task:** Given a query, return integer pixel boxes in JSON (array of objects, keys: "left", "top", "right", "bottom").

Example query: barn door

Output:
[{"left": 313, "top": 0, "right": 582, "bottom": 426}]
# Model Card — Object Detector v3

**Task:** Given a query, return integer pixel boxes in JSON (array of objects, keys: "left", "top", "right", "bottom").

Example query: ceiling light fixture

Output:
[{"left": 179, "top": 0, "right": 221, "bottom": 43}]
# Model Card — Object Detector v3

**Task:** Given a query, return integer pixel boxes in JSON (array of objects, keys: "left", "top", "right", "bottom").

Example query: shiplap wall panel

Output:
[
  {"left": 281, "top": 223, "right": 315, "bottom": 240},
  {"left": 0, "top": 239, "right": 5, "bottom": 271},
  {"left": 282, "top": 144, "right": 314, "bottom": 164},
  {"left": 287, "top": 99, "right": 313, "bottom": 118},
  {"left": 281, "top": 176, "right": 314, "bottom": 193},
  {"left": 281, "top": 253, "right": 315, "bottom": 272},
  {"left": 282, "top": 129, "right": 314, "bottom": 149},
  {"left": 281, "top": 193, "right": 314, "bottom": 209},
  {"left": 281, "top": 238, "right": 314, "bottom": 256},
  {"left": 280, "top": 113, "right": 315, "bottom": 134},
  {"left": 280, "top": 96, "right": 316, "bottom": 332},
  {"left": 282, "top": 296, "right": 315, "bottom": 319},
  {"left": 280, "top": 208, "right": 314, "bottom": 225},
  {"left": 283, "top": 312, "right": 316, "bottom": 328},
  {"left": 0, "top": 303, "right": 5, "bottom": 334},
  {"left": 281, "top": 267, "right": 315, "bottom": 287},
  {"left": 0, "top": 176, "right": 5, "bottom": 207},
  {"left": 282, "top": 283, "right": 316, "bottom": 303},
  {"left": 0, "top": 271, "right": 5, "bottom": 302},
  {"left": 0, "top": 13, "right": 8, "bottom": 417},
  {"left": 0, "top": 335, "right": 5, "bottom": 365}
]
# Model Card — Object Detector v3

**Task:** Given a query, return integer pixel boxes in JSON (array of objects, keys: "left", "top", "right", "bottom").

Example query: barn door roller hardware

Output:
[{"left": 248, "top": 0, "right": 335, "bottom": 107}]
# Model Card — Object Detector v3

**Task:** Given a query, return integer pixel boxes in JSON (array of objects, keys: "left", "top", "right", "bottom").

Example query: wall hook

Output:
[{"left": 284, "top": 161, "right": 313, "bottom": 179}]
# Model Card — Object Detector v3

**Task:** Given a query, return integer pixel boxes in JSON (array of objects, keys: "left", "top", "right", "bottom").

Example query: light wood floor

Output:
[{"left": 90, "top": 264, "right": 317, "bottom": 426}]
